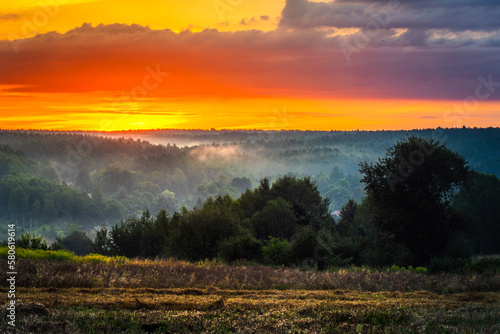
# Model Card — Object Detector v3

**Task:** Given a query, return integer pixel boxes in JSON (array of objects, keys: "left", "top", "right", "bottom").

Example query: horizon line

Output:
[{"left": 1, "top": 126, "right": 500, "bottom": 133}]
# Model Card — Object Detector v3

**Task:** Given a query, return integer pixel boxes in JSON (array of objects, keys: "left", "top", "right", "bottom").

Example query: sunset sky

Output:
[{"left": 1, "top": 0, "right": 499, "bottom": 130}]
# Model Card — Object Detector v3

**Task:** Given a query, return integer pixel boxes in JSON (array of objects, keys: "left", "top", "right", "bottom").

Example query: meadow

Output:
[{"left": 1, "top": 250, "right": 500, "bottom": 333}]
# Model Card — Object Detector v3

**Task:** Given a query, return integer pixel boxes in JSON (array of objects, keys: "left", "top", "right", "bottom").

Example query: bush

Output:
[
  {"left": 219, "top": 235, "right": 263, "bottom": 263},
  {"left": 7, "top": 247, "right": 77, "bottom": 262},
  {"left": 460, "top": 256, "right": 500, "bottom": 275},
  {"left": 57, "top": 230, "right": 92, "bottom": 256},
  {"left": 0, "top": 246, "right": 129, "bottom": 264},
  {"left": 262, "top": 237, "right": 290, "bottom": 266},
  {"left": 17, "top": 233, "right": 47, "bottom": 250},
  {"left": 429, "top": 257, "right": 465, "bottom": 273}
]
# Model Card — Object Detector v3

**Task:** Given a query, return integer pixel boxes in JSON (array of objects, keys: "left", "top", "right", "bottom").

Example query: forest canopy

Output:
[{"left": 1, "top": 129, "right": 499, "bottom": 270}]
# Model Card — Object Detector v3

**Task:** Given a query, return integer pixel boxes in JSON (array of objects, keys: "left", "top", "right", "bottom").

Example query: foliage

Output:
[
  {"left": 166, "top": 195, "right": 244, "bottom": 261},
  {"left": 17, "top": 233, "right": 48, "bottom": 250},
  {"left": 0, "top": 146, "right": 120, "bottom": 226},
  {"left": 0, "top": 246, "right": 128, "bottom": 264},
  {"left": 453, "top": 171, "right": 500, "bottom": 254},
  {"left": 109, "top": 210, "right": 169, "bottom": 258},
  {"left": 219, "top": 235, "right": 263, "bottom": 263},
  {"left": 262, "top": 237, "right": 290, "bottom": 266},
  {"left": 460, "top": 256, "right": 500, "bottom": 275},
  {"left": 56, "top": 230, "right": 93, "bottom": 256},
  {"left": 250, "top": 197, "right": 297, "bottom": 240},
  {"left": 1, "top": 131, "right": 499, "bottom": 272},
  {"left": 360, "top": 136, "right": 471, "bottom": 266}
]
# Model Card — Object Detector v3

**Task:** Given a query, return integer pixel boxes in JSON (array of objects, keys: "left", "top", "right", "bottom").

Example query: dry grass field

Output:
[{"left": 1, "top": 258, "right": 500, "bottom": 333}]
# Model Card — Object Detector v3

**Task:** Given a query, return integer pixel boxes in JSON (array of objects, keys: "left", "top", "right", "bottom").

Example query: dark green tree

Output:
[
  {"left": 219, "top": 235, "right": 263, "bottom": 263},
  {"left": 251, "top": 198, "right": 297, "bottom": 240},
  {"left": 166, "top": 195, "right": 244, "bottom": 261},
  {"left": 334, "top": 199, "right": 358, "bottom": 237},
  {"left": 453, "top": 171, "right": 500, "bottom": 255},
  {"left": 270, "top": 176, "right": 333, "bottom": 230},
  {"left": 288, "top": 226, "right": 318, "bottom": 267},
  {"left": 231, "top": 177, "right": 252, "bottom": 193},
  {"left": 17, "top": 233, "right": 48, "bottom": 250},
  {"left": 262, "top": 237, "right": 290, "bottom": 266},
  {"left": 90, "top": 225, "right": 114, "bottom": 256},
  {"left": 8, "top": 185, "right": 29, "bottom": 218},
  {"left": 56, "top": 230, "right": 92, "bottom": 256},
  {"left": 75, "top": 169, "right": 93, "bottom": 192},
  {"left": 360, "top": 136, "right": 470, "bottom": 265},
  {"left": 91, "top": 184, "right": 103, "bottom": 207}
]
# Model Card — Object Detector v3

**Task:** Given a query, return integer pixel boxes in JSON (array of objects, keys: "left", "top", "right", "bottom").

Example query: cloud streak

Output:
[{"left": 279, "top": 0, "right": 500, "bottom": 31}]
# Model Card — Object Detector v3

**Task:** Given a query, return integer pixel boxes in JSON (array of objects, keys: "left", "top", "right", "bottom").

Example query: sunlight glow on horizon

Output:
[{"left": 1, "top": 92, "right": 499, "bottom": 131}]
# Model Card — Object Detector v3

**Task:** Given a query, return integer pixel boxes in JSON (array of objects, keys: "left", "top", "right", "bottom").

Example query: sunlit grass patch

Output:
[
  {"left": 0, "top": 247, "right": 77, "bottom": 262},
  {"left": 0, "top": 246, "right": 130, "bottom": 265}
]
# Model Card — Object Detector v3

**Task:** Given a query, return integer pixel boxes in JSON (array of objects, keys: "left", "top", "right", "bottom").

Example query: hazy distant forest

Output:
[{"left": 1, "top": 128, "right": 500, "bottom": 269}]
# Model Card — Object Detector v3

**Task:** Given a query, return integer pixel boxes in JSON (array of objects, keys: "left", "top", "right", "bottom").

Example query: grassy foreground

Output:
[
  {"left": 1, "top": 254, "right": 500, "bottom": 333},
  {"left": 1, "top": 287, "right": 500, "bottom": 333}
]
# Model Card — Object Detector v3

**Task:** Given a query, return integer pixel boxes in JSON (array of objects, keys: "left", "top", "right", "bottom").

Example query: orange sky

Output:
[{"left": 0, "top": 0, "right": 499, "bottom": 130}]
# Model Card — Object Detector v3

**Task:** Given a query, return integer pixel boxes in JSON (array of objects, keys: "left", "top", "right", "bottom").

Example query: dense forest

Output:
[{"left": 1, "top": 128, "right": 499, "bottom": 269}]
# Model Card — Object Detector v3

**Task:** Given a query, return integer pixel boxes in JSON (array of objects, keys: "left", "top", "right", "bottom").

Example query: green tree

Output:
[
  {"left": 17, "top": 233, "right": 48, "bottom": 250},
  {"left": 335, "top": 199, "right": 358, "bottom": 237},
  {"left": 30, "top": 199, "right": 42, "bottom": 220},
  {"left": 39, "top": 162, "right": 59, "bottom": 182},
  {"left": 42, "top": 193, "right": 58, "bottom": 219},
  {"left": 288, "top": 226, "right": 318, "bottom": 267},
  {"left": 239, "top": 176, "right": 334, "bottom": 232},
  {"left": 270, "top": 176, "right": 334, "bottom": 230},
  {"left": 219, "top": 235, "right": 263, "bottom": 263},
  {"left": 91, "top": 225, "right": 114, "bottom": 256},
  {"left": 453, "top": 171, "right": 500, "bottom": 255},
  {"left": 75, "top": 169, "right": 93, "bottom": 192},
  {"left": 8, "top": 185, "right": 29, "bottom": 218},
  {"left": 57, "top": 230, "right": 92, "bottom": 256},
  {"left": 166, "top": 195, "right": 244, "bottom": 261},
  {"left": 262, "top": 237, "right": 290, "bottom": 266},
  {"left": 360, "top": 136, "right": 471, "bottom": 265},
  {"left": 251, "top": 198, "right": 297, "bottom": 240},
  {"left": 231, "top": 177, "right": 252, "bottom": 193},
  {"left": 91, "top": 184, "right": 103, "bottom": 207}
]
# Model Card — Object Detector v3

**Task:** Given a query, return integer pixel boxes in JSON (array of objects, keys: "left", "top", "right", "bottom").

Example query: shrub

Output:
[
  {"left": 262, "top": 237, "right": 290, "bottom": 266},
  {"left": 219, "top": 235, "right": 262, "bottom": 263},
  {"left": 460, "top": 256, "right": 500, "bottom": 275},
  {"left": 0, "top": 246, "right": 129, "bottom": 265},
  {"left": 17, "top": 233, "right": 48, "bottom": 250}
]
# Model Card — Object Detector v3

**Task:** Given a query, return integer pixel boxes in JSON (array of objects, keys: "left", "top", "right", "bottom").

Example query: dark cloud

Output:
[
  {"left": 239, "top": 16, "right": 273, "bottom": 26},
  {"left": 0, "top": 23, "right": 499, "bottom": 101},
  {"left": 66, "top": 22, "right": 153, "bottom": 34},
  {"left": 0, "top": 13, "right": 19, "bottom": 21},
  {"left": 279, "top": 0, "right": 500, "bottom": 31}
]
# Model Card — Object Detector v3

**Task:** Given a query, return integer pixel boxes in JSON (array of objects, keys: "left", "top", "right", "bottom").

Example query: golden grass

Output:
[
  {"left": 2, "top": 258, "right": 500, "bottom": 294},
  {"left": 1, "top": 287, "right": 499, "bottom": 333},
  {"left": 3, "top": 287, "right": 496, "bottom": 311},
  {"left": 1, "top": 258, "right": 500, "bottom": 332}
]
